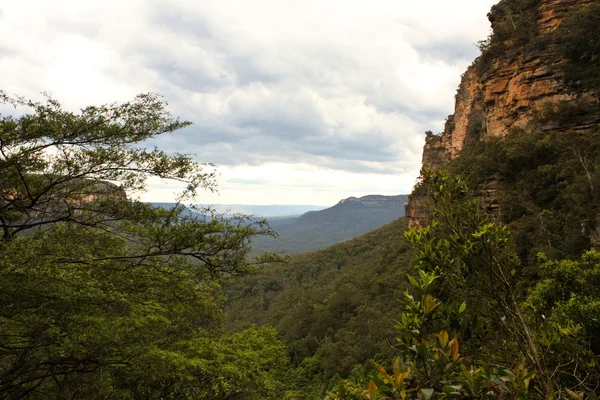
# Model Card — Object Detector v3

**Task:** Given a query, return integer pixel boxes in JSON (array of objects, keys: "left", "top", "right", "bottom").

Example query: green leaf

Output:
[
  {"left": 415, "top": 343, "right": 429, "bottom": 359},
  {"left": 420, "top": 388, "right": 434, "bottom": 399},
  {"left": 407, "top": 274, "right": 420, "bottom": 289},
  {"left": 442, "top": 385, "right": 460, "bottom": 394}
]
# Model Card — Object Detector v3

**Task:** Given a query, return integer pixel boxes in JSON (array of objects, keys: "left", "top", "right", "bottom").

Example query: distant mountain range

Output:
[
  {"left": 150, "top": 195, "right": 408, "bottom": 254},
  {"left": 149, "top": 203, "right": 326, "bottom": 217},
  {"left": 251, "top": 194, "right": 409, "bottom": 254}
]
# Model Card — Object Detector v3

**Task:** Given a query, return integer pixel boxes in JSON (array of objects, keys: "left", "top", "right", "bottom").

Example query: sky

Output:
[{"left": 0, "top": 0, "right": 498, "bottom": 206}]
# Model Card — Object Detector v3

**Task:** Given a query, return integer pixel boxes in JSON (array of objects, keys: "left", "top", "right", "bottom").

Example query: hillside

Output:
[
  {"left": 251, "top": 194, "right": 408, "bottom": 253},
  {"left": 227, "top": 0, "right": 600, "bottom": 397},
  {"left": 226, "top": 217, "right": 413, "bottom": 395}
]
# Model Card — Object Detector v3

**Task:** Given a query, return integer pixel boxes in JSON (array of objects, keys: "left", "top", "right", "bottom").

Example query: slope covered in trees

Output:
[{"left": 226, "top": 217, "right": 414, "bottom": 397}]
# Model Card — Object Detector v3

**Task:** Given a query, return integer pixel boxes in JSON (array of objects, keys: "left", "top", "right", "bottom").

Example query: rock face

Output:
[
  {"left": 70, "top": 181, "right": 127, "bottom": 215},
  {"left": 407, "top": 0, "right": 600, "bottom": 228}
]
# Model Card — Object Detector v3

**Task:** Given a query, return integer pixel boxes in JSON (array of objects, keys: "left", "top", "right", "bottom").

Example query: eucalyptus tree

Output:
[{"left": 0, "top": 92, "right": 285, "bottom": 399}]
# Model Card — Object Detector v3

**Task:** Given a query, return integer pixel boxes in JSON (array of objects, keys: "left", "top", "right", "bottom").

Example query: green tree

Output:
[
  {"left": 405, "top": 170, "right": 552, "bottom": 396},
  {"left": 358, "top": 169, "right": 600, "bottom": 399},
  {"left": 525, "top": 251, "right": 600, "bottom": 394},
  {"left": 360, "top": 269, "right": 535, "bottom": 399},
  {"left": 0, "top": 92, "right": 284, "bottom": 399}
]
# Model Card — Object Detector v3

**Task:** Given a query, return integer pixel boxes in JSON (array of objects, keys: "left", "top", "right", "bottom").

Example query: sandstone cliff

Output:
[{"left": 407, "top": 0, "right": 600, "bottom": 228}]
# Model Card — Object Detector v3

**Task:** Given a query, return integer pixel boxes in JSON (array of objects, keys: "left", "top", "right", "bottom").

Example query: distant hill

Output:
[
  {"left": 148, "top": 203, "right": 325, "bottom": 217},
  {"left": 251, "top": 194, "right": 409, "bottom": 254}
]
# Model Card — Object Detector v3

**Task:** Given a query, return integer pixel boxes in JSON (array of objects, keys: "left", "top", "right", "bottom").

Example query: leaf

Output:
[
  {"left": 450, "top": 338, "right": 460, "bottom": 361},
  {"left": 392, "top": 356, "right": 402, "bottom": 378},
  {"left": 373, "top": 361, "right": 392, "bottom": 383},
  {"left": 407, "top": 274, "right": 420, "bottom": 289},
  {"left": 415, "top": 343, "right": 429, "bottom": 360},
  {"left": 368, "top": 380, "right": 378, "bottom": 395},
  {"left": 458, "top": 301, "right": 467, "bottom": 313},
  {"left": 435, "top": 330, "right": 449, "bottom": 349},
  {"left": 420, "top": 388, "right": 434, "bottom": 399},
  {"left": 423, "top": 295, "right": 437, "bottom": 314},
  {"left": 442, "top": 385, "right": 460, "bottom": 394},
  {"left": 396, "top": 368, "right": 411, "bottom": 386}
]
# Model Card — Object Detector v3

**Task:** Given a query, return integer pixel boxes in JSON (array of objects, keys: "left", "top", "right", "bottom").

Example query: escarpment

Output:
[{"left": 407, "top": 0, "right": 600, "bottom": 232}]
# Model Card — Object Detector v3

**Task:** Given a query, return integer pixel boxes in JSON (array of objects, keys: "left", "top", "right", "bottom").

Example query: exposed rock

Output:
[
  {"left": 422, "top": 132, "right": 449, "bottom": 171},
  {"left": 406, "top": 0, "right": 600, "bottom": 230},
  {"left": 405, "top": 191, "right": 431, "bottom": 229}
]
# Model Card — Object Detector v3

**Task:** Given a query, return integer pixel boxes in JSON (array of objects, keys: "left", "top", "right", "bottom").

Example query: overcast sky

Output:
[{"left": 0, "top": 0, "right": 497, "bottom": 206}]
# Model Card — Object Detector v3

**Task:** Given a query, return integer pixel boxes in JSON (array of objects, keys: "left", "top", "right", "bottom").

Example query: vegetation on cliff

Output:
[
  {"left": 356, "top": 170, "right": 600, "bottom": 399},
  {"left": 477, "top": 0, "right": 600, "bottom": 99},
  {"left": 450, "top": 128, "right": 600, "bottom": 262}
]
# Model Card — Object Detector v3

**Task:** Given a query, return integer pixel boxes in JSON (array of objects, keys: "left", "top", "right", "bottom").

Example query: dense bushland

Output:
[
  {"left": 0, "top": 92, "right": 288, "bottom": 399},
  {"left": 226, "top": 218, "right": 414, "bottom": 398}
]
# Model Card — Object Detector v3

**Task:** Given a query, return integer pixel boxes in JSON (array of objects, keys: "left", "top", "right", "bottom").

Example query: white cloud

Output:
[
  {"left": 0, "top": 0, "right": 498, "bottom": 204},
  {"left": 142, "top": 163, "right": 417, "bottom": 206}
]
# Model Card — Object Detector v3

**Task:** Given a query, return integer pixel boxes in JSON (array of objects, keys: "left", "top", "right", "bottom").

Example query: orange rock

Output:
[{"left": 406, "top": 0, "right": 600, "bottom": 227}]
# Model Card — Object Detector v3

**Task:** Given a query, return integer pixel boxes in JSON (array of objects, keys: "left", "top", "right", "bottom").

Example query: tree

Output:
[
  {"left": 356, "top": 169, "right": 600, "bottom": 399},
  {"left": 359, "top": 269, "right": 535, "bottom": 399},
  {"left": 0, "top": 92, "right": 284, "bottom": 399},
  {"left": 525, "top": 251, "right": 600, "bottom": 394},
  {"left": 404, "top": 170, "right": 549, "bottom": 396}
]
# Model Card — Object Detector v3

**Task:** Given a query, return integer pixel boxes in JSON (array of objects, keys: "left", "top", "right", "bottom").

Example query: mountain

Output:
[
  {"left": 251, "top": 194, "right": 408, "bottom": 253},
  {"left": 148, "top": 203, "right": 325, "bottom": 217},
  {"left": 206, "top": 204, "right": 326, "bottom": 217}
]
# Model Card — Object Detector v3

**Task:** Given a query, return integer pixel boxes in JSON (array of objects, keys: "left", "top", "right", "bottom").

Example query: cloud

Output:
[{"left": 0, "top": 0, "right": 498, "bottom": 204}]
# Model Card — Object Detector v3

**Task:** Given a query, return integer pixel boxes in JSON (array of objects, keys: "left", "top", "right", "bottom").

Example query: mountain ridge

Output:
[{"left": 252, "top": 194, "right": 409, "bottom": 253}]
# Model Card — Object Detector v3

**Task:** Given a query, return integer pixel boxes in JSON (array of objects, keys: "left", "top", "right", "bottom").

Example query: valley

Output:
[{"left": 2, "top": 0, "right": 600, "bottom": 398}]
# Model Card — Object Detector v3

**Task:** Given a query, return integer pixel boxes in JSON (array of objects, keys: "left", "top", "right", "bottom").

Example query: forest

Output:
[{"left": 2, "top": 0, "right": 600, "bottom": 398}]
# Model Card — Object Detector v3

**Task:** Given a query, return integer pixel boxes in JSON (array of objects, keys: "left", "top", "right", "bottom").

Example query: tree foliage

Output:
[
  {"left": 226, "top": 218, "right": 415, "bottom": 397},
  {"left": 475, "top": 0, "right": 541, "bottom": 75},
  {"left": 558, "top": 2, "right": 600, "bottom": 95},
  {"left": 358, "top": 269, "right": 536, "bottom": 400},
  {"left": 449, "top": 129, "right": 600, "bottom": 263},
  {"left": 0, "top": 92, "right": 285, "bottom": 399},
  {"left": 354, "top": 170, "right": 600, "bottom": 399}
]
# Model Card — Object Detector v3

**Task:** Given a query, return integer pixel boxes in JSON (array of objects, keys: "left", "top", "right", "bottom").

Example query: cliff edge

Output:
[{"left": 407, "top": 0, "right": 600, "bottom": 228}]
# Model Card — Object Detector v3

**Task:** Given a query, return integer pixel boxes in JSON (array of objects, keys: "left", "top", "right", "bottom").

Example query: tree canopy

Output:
[{"left": 0, "top": 92, "right": 285, "bottom": 399}]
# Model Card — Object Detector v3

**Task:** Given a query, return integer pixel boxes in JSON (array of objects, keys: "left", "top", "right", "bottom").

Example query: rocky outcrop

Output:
[
  {"left": 336, "top": 194, "right": 408, "bottom": 207},
  {"left": 407, "top": 0, "right": 600, "bottom": 228},
  {"left": 404, "top": 191, "right": 430, "bottom": 228}
]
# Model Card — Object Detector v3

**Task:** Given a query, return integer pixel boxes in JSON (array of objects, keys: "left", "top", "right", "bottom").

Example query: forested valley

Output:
[{"left": 2, "top": 0, "right": 600, "bottom": 398}]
